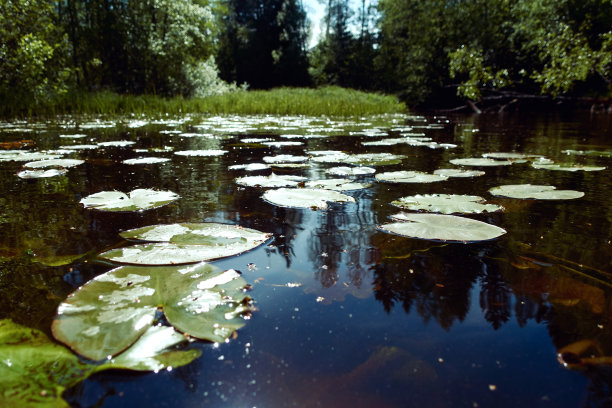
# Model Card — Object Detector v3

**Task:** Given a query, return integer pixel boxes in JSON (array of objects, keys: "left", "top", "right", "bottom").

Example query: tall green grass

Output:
[{"left": 1, "top": 87, "right": 405, "bottom": 118}]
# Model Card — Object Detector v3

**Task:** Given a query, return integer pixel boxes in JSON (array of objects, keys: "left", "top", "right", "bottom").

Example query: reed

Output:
[{"left": 1, "top": 87, "right": 405, "bottom": 118}]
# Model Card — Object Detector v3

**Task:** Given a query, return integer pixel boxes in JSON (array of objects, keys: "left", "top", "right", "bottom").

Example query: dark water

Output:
[{"left": 1, "top": 112, "right": 612, "bottom": 407}]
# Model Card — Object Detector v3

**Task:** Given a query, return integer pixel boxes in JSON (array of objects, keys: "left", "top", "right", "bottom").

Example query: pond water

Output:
[{"left": 1, "top": 111, "right": 612, "bottom": 407}]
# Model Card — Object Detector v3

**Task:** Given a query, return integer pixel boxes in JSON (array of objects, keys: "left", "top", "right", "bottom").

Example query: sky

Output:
[{"left": 301, "top": 0, "right": 368, "bottom": 47}]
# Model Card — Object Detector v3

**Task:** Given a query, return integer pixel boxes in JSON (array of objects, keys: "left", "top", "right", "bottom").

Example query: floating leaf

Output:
[
  {"left": 262, "top": 188, "right": 355, "bottom": 210},
  {"left": 228, "top": 163, "right": 270, "bottom": 171},
  {"left": 449, "top": 158, "right": 513, "bottom": 166},
  {"left": 0, "top": 319, "right": 200, "bottom": 407},
  {"left": 97, "top": 141, "right": 135, "bottom": 147},
  {"left": 261, "top": 141, "right": 303, "bottom": 148},
  {"left": 17, "top": 169, "right": 68, "bottom": 179},
  {"left": 59, "top": 144, "right": 98, "bottom": 150},
  {"left": 0, "top": 151, "right": 63, "bottom": 162},
  {"left": 375, "top": 171, "right": 448, "bottom": 183},
  {"left": 123, "top": 157, "right": 171, "bottom": 165},
  {"left": 482, "top": 152, "right": 540, "bottom": 160},
  {"left": 391, "top": 194, "right": 503, "bottom": 214},
  {"left": 262, "top": 154, "right": 309, "bottom": 163},
  {"left": 325, "top": 166, "right": 376, "bottom": 176},
  {"left": 174, "top": 149, "right": 228, "bottom": 157},
  {"left": 99, "top": 223, "right": 271, "bottom": 265},
  {"left": 344, "top": 153, "right": 406, "bottom": 166},
  {"left": 562, "top": 149, "right": 612, "bottom": 158},
  {"left": 379, "top": 213, "right": 506, "bottom": 242},
  {"left": 235, "top": 173, "right": 306, "bottom": 188},
  {"left": 80, "top": 189, "right": 179, "bottom": 212},
  {"left": 488, "top": 184, "right": 584, "bottom": 200},
  {"left": 531, "top": 161, "right": 606, "bottom": 172},
  {"left": 305, "top": 178, "right": 371, "bottom": 191},
  {"left": 52, "top": 263, "right": 251, "bottom": 360},
  {"left": 433, "top": 168, "right": 485, "bottom": 178},
  {"left": 24, "top": 159, "right": 84, "bottom": 169}
]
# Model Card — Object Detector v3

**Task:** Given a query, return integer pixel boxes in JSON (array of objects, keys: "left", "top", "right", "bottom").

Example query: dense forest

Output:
[{"left": 1, "top": 0, "right": 610, "bottom": 110}]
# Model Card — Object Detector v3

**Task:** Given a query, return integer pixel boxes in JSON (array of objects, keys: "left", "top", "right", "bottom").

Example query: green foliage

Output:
[
  {"left": 0, "top": 319, "right": 201, "bottom": 407},
  {"left": 449, "top": 46, "right": 510, "bottom": 100},
  {"left": 0, "top": 0, "right": 72, "bottom": 107},
  {"left": 216, "top": 0, "right": 310, "bottom": 88}
]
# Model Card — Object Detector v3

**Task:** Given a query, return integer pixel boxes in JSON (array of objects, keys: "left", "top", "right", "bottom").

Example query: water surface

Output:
[{"left": 1, "top": 112, "right": 611, "bottom": 407}]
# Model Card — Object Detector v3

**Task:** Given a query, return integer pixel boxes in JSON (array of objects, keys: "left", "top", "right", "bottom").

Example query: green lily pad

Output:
[
  {"left": 562, "top": 149, "right": 612, "bottom": 158},
  {"left": 235, "top": 173, "right": 307, "bottom": 188},
  {"left": 433, "top": 168, "right": 485, "bottom": 178},
  {"left": 375, "top": 171, "right": 448, "bottom": 183},
  {"left": 80, "top": 189, "right": 179, "bottom": 212},
  {"left": 52, "top": 263, "right": 251, "bottom": 361},
  {"left": 325, "top": 166, "right": 376, "bottom": 176},
  {"left": 24, "top": 159, "right": 84, "bottom": 169},
  {"left": 0, "top": 319, "right": 200, "bottom": 407},
  {"left": 17, "top": 169, "right": 68, "bottom": 179},
  {"left": 262, "top": 188, "right": 356, "bottom": 210},
  {"left": 482, "top": 152, "right": 540, "bottom": 160},
  {"left": 391, "top": 194, "right": 503, "bottom": 214},
  {"left": 100, "top": 223, "right": 270, "bottom": 265},
  {"left": 531, "top": 161, "right": 606, "bottom": 172},
  {"left": 174, "top": 150, "right": 228, "bottom": 157},
  {"left": 488, "top": 184, "right": 585, "bottom": 200},
  {"left": 305, "top": 178, "right": 371, "bottom": 191},
  {"left": 449, "top": 158, "right": 513, "bottom": 166},
  {"left": 379, "top": 213, "right": 506, "bottom": 242},
  {"left": 97, "top": 141, "right": 135, "bottom": 147},
  {"left": 344, "top": 153, "right": 406, "bottom": 166},
  {"left": 123, "top": 157, "right": 171, "bottom": 165},
  {"left": 228, "top": 163, "right": 270, "bottom": 171},
  {"left": 262, "top": 154, "right": 309, "bottom": 164}
]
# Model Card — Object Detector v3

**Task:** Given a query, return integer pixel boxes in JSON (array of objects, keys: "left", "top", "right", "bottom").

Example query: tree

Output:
[
  {"left": 0, "top": 0, "right": 72, "bottom": 105},
  {"left": 216, "top": 0, "right": 310, "bottom": 89}
]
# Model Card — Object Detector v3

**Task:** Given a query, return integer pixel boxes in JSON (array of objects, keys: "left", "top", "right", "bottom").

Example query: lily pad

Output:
[
  {"left": 123, "top": 157, "right": 171, "bottom": 165},
  {"left": 433, "top": 168, "right": 485, "bottom": 178},
  {"left": 17, "top": 169, "right": 68, "bottom": 179},
  {"left": 174, "top": 149, "right": 228, "bottom": 157},
  {"left": 262, "top": 154, "right": 309, "bottom": 164},
  {"left": 344, "top": 153, "right": 406, "bottom": 166},
  {"left": 562, "top": 149, "right": 612, "bottom": 158},
  {"left": 379, "top": 213, "right": 506, "bottom": 242},
  {"left": 305, "top": 178, "right": 371, "bottom": 191},
  {"left": 52, "top": 263, "right": 251, "bottom": 360},
  {"left": 235, "top": 173, "right": 307, "bottom": 188},
  {"left": 262, "top": 188, "right": 356, "bottom": 210},
  {"left": 488, "top": 184, "right": 585, "bottom": 200},
  {"left": 375, "top": 171, "right": 448, "bottom": 183},
  {"left": 392, "top": 194, "right": 503, "bottom": 214},
  {"left": 80, "top": 189, "right": 179, "bottom": 212},
  {"left": 99, "top": 223, "right": 271, "bottom": 265},
  {"left": 228, "top": 163, "right": 270, "bottom": 171},
  {"left": 24, "top": 159, "right": 84, "bottom": 169},
  {"left": 325, "top": 166, "right": 376, "bottom": 176},
  {"left": 482, "top": 152, "right": 539, "bottom": 160},
  {"left": 97, "top": 141, "right": 136, "bottom": 147},
  {"left": 449, "top": 158, "right": 513, "bottom": 167},
  {"left": 0, "top": 319, "right": 200, "bottom": 407},
  {"left": 531, "top": 161, "right": 606, "bottom": 172}
]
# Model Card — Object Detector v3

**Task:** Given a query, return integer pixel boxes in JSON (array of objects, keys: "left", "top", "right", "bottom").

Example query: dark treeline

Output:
[{"left": 0, "top": 0, "right": 610, "bottom": 110}]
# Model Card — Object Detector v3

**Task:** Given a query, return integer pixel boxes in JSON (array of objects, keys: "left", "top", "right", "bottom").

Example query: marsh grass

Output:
[{"left": 2, "top": 87, "right": 405, "bottom": 118}]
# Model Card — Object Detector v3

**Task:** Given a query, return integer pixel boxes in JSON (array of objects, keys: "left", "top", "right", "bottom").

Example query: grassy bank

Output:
[{"left": 4, "top": 87, "right": 406, "bottom": 118}]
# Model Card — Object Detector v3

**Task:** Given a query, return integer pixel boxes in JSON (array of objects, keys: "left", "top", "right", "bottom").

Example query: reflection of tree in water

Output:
[
  {"left": 307, "top": 193, "right": 376, "bottom": 298},
  {"left": 370, "top": 241, "right": 482, "bottom": 330},
  {"left": 478, "top": 262, "right": 512, "bottom": 330}
]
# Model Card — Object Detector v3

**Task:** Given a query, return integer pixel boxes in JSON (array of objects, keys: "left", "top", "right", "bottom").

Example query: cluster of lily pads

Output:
[{"left": 1, "top": 113, "right": 609, "bottom": 406}]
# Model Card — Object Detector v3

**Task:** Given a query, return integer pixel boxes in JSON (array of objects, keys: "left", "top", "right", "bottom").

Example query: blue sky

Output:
[{"left": 302, "top": 0, "right": 368, "bottom": 46}]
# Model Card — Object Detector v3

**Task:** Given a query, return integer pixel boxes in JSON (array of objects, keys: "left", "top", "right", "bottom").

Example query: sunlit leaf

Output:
[
  {"left": 379, "top": 213, "right": 506, "bottom": 242},
  {"left": 51, "top": 263, "right": 251, "bottom": 360},
  {"left": 391, "top": 194, "right": 503, "bottom": 214},
  {"left": 262, "top": 188, "right": 356, "bottom": 209},
  {"left": 123, "top": 157, "right": 171, "bottom": 165},
  {"left": 305, "top": 178, "right": 371, "bottom": 191},
  {"left": 17, "top": 169, "right": 68, "bottom": 179},
  {"left": 97, "top": 141, "right": 136, "bottom": 147},
  {"left": 80, "top": 189, "right": 179, "bottom": 212},
  {"left": 488, "top": 184, "right": 585, "bottom": 199},
  {"left": 235, "top": 173, "right": 306, "bottom": 188},
  {"left": 433, "top": 168, "right": 485, "bottom": 178},
  {"left": 449, "top": 158, "right": 513, "bottom": 166},
  {"left": 531, "top": 161, "right": 606, "bottom": 172},
  {"left": 174, "top": 150, "right": 228, "bottom": 157},
  {"left": 24, "top": 159, "right": 84, "bottom": 169},
  {"left": 100, "top": 223, "right": 271, "bottom": 265},
  {"left": 325, "top": 166, "right": 376, "bottom": 176},
  {"left": 375, "top": 171, "right": 448, "bottom": 183}
]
